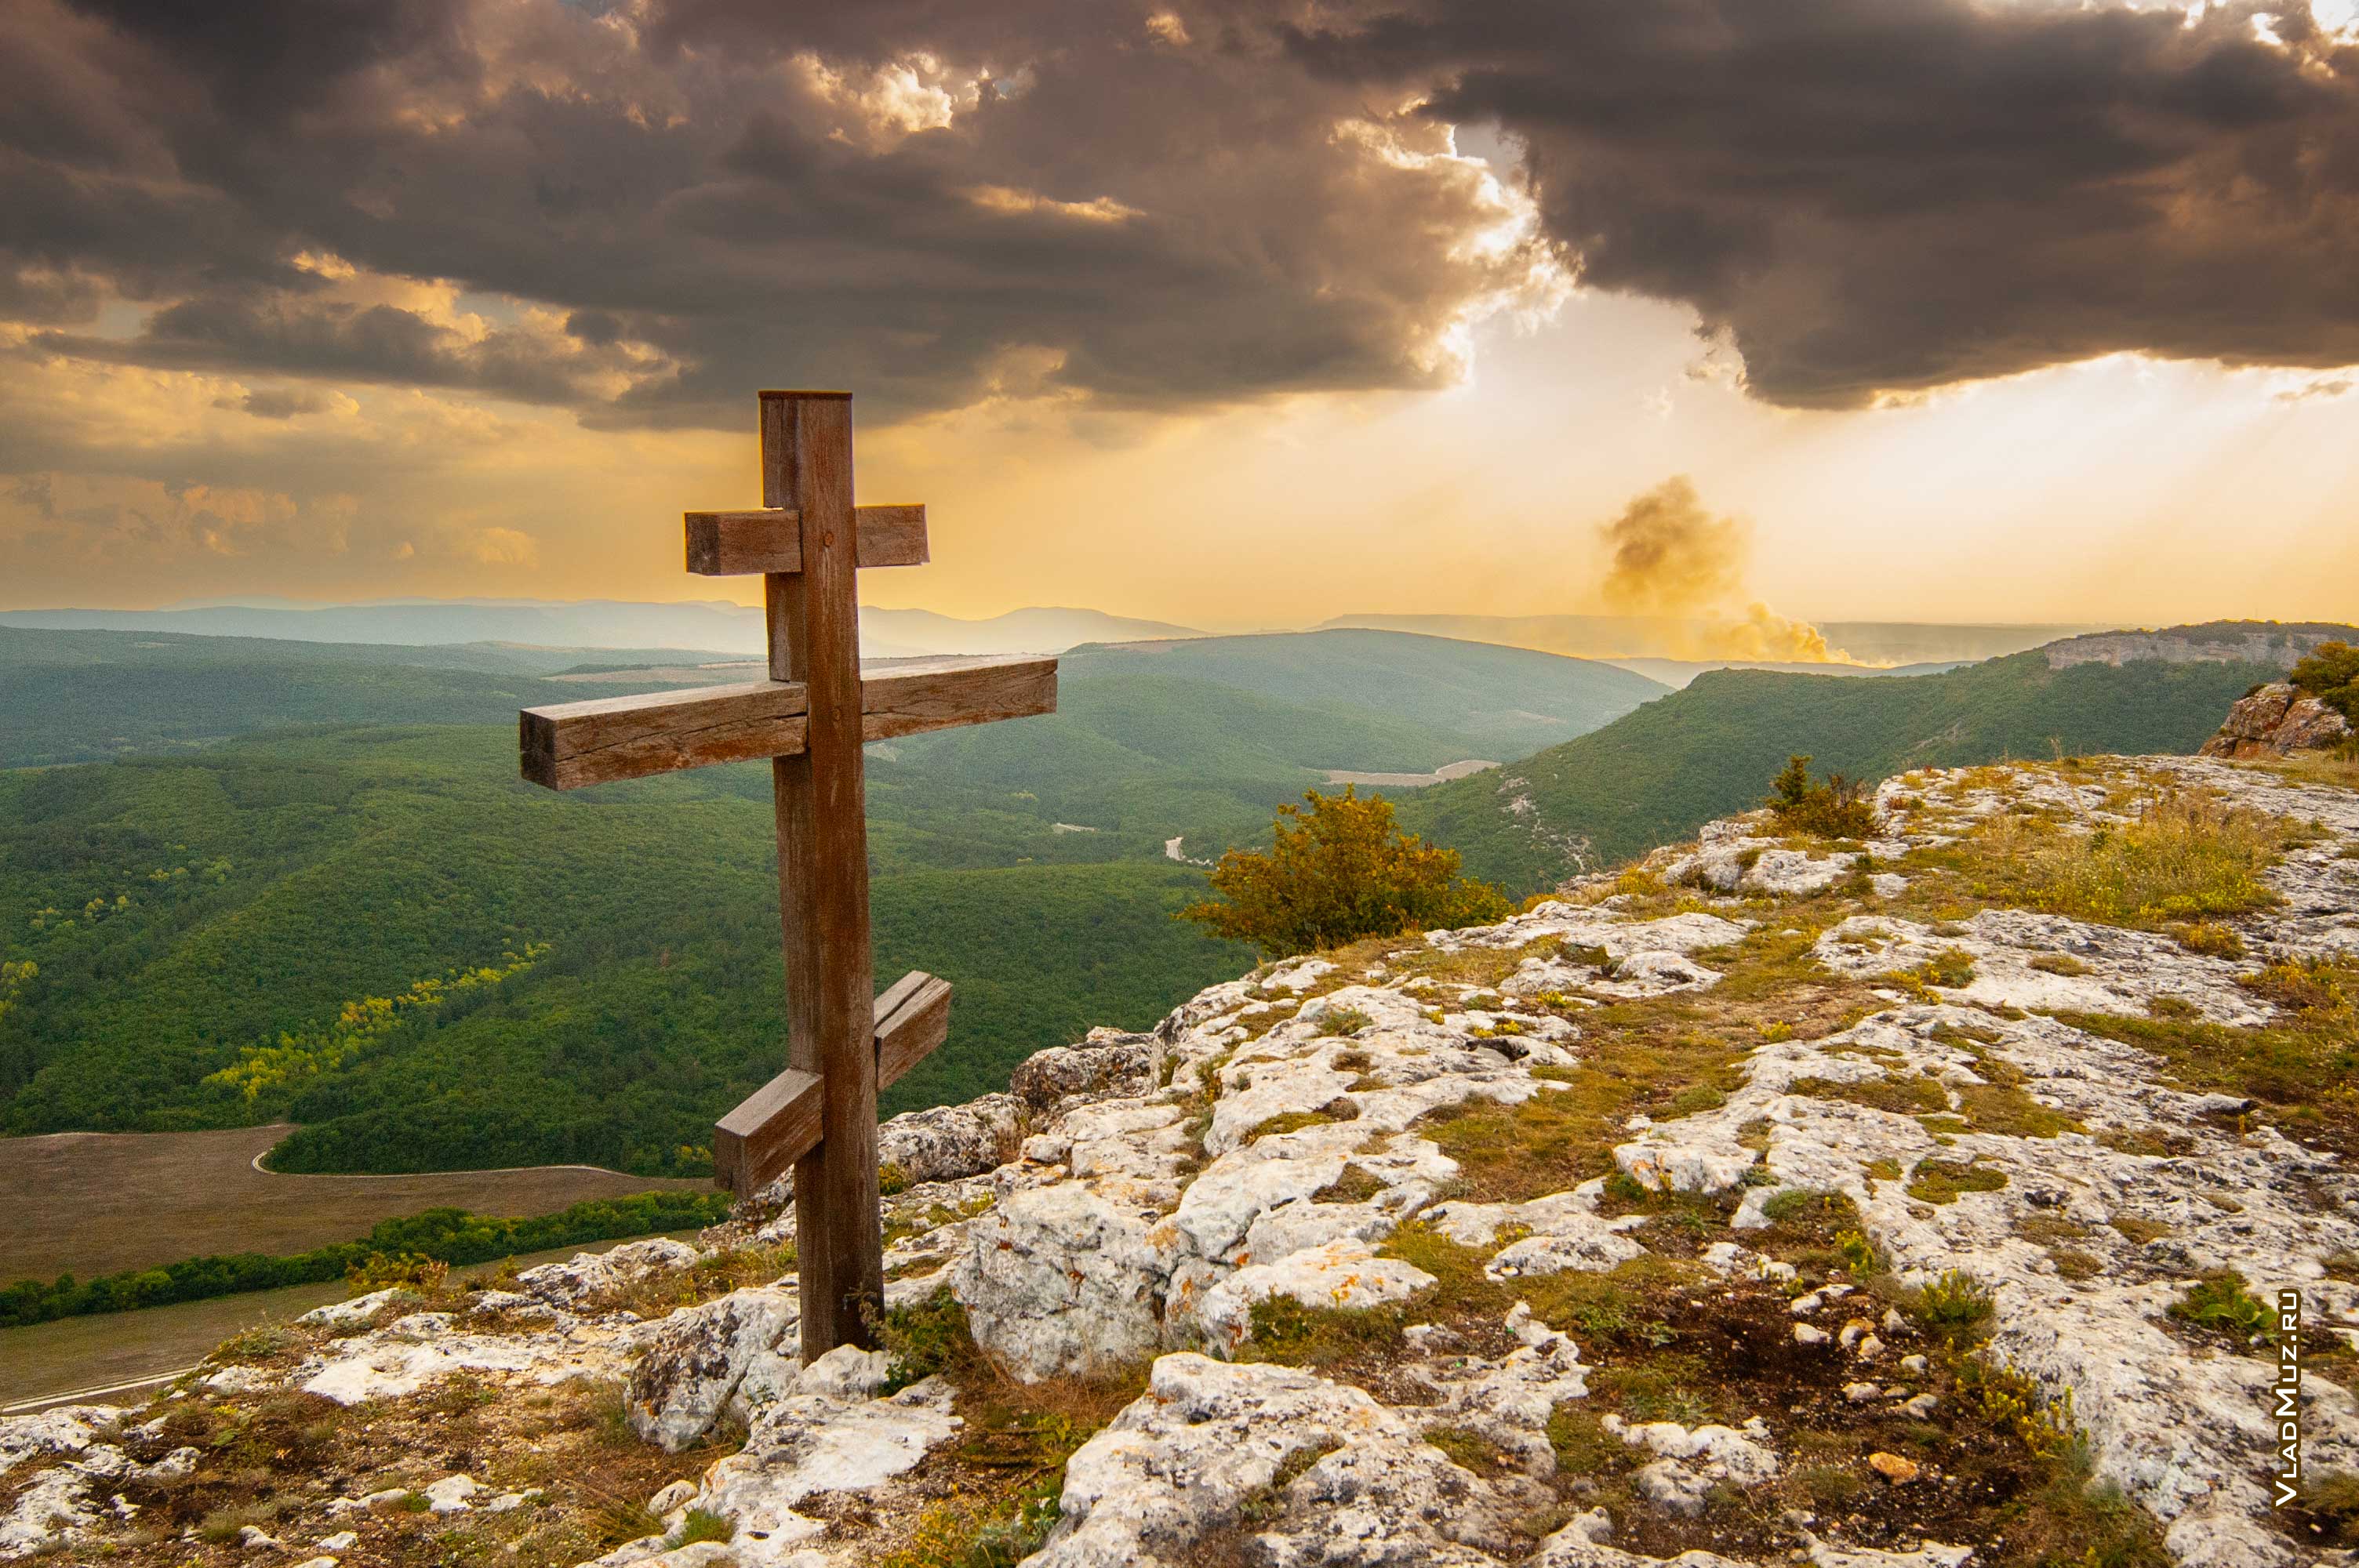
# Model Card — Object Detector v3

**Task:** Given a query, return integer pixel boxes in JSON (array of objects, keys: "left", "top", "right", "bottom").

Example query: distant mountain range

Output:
[
  {"left": 1597, "top": 657, "right": 1965, "bottom": 690},
  {"left": 1315, "top": 612, "right": 2117, "bottom": 666},
  {"left": 5, "top": 598, "right": 2129, "bottom": 671},
  {"left": 0, "top": 601, "right": 1202, "bottom": 660}
]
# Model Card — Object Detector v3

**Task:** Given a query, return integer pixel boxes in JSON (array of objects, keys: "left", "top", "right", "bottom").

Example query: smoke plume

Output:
[{"left": 1594, "top": 477, "right": 1850, "bottom": 662}]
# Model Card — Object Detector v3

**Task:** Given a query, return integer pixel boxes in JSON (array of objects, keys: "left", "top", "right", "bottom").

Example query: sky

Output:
[{"left": 3, "top": 0, "right": 2357, "bottom": 637}]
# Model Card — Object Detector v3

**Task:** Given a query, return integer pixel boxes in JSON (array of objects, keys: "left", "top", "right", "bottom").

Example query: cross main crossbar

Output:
[{"left": 518, "top": 653, "right": 1056, "bottom": 789}]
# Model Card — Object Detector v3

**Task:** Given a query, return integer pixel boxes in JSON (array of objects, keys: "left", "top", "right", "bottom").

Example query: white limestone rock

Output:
[
  {"left": 792, "top": 1344, "right": 889, "bottom": 1400},
  {"left": 1030, "top": 1354, "right": 1520, "bottom": 1568},
  {"left": 1813, "top": 909, "right": 2266, "bottom": 1024},
  {"left": 1605, "top": 1414, "right": 1779, "bottom": 1486},
  {"left": 1632, "top": 1457, "right": 1712, "bottom": 1517},
  {"left": 1011, "top": 1033, "right": 1154, "bottom": 1115},
  {"left": 515, "top": 1238, "right": 700, "bottom": 1309},
  {"left": 298, "top": 1287, "right": 415, "bottom": 1330},
  {"left": 422, "top": 1473, "right": 479, "bottom": 1512},
  {"left": 952, "top": 1177, "right": 1176, "bottom": 1380},
  {"left": 295, "top": 1310, "right": 630, "bottom": 1405},
  {"left": 878, "top": 1093, "right": 1019, "bottom": 1183},
  {"left": 627, "top": 1284, "right": 798, "bottom": 1450},
  {"left": 685, "top": 1378, "right": 960, "bottom": 1561},
  {"left": 1194, "top": 1238, "right": 1437, "bottom": 1356}
]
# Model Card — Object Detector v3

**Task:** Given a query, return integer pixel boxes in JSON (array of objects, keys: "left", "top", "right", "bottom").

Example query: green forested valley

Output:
[
  {"left": 0, "top": 621, "right": 2298, "bottom": 1178},
  {"left": 0, "top": 724, "right": 1258, "bottom": 1172},
  {"left": 1398, "top": 648, "right": 2297, "bottom": 891},
  {"left": 0, "top": 629, "right": 1664, "bottom": 1174}
]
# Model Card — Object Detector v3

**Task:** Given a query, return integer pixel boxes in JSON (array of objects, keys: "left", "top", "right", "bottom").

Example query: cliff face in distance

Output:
[
  {"left": 5, "top": 746, "right": 2359, "bottom": 1568},
  {"left": 2043, "top": 621, "right": 2359, "bottom": 671}
]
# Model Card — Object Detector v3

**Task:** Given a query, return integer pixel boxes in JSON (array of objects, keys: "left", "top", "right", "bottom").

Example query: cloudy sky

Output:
[{"left": 4, "top": 0, "right": 2357, "bottom": 633}]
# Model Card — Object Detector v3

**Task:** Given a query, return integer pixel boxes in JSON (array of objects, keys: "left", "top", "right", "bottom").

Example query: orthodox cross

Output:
[{"left": 517, "top": 390, "right": 1056, "bottom": 1357}]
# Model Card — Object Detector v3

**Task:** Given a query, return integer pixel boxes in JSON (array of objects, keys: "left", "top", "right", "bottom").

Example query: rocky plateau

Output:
[{"left": 7, "top": 749, "right": 2359, "bottom": 1568}]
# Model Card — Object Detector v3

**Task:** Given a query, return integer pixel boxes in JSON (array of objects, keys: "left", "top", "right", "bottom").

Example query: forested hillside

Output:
[
  {"left": 0, "top": 628, "right": 742, "bottom": 768},
  {"left": 1059, "top": 630, "right": 1665, "bottom": 759},
  {"left": 0, "top": 727, "right": 1249, "bottom": 1174},
  {"left": 1398, "top": 648, "right": 2307, "bottom": 891},
  {"left": 0, "top": 627, "right": 1665, "bottom": 1176},
  {"left": 4, "top": 619, "right": 2279, "bottom": 1180}
]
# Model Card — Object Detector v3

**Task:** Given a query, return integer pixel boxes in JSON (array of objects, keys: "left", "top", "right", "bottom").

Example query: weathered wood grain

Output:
[
  {"left": 765, "top": 390, "right": 884, "bottom": 1358},
  {"left": 712, "top": 1066, "right": 821, "bottom": 1198},
  {"left": 518, "top": 654, "right": 1056, "bottom": 789},
  {"left": 860, "top": 654, "right": 1057, "bottom": 741},
  {"left": 518, "top": 386, "right": 1057, "bottom": 1368},
  {"left": 710, "top": 970, "right": 950, "bottom": 1195},
  {"left": 683, "top": 504, "right": 930, "bottom": 576},
  {"left": 518, "top": 681, "right": 810, "bottom": 789},
  {"left": 875, "top": 971, "right": 952, "bottom": 1091}
]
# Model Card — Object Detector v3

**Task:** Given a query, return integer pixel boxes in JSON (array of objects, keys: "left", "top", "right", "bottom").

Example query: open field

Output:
[
  {"left": 0, "top": 1232, "right": 703, "bottom": 1410},
  {"left": 0, "top": 1125, "right": 707, "bottom": 1282}
]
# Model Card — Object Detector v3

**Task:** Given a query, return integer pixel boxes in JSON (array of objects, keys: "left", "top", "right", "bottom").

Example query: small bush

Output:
[
  {"left": 1835, "top": 1228, "right": 1881, "bottom": 1276},
  {"left": 1180, "top": 788, "right": 1510, "bottom": 958},
  {"left": 1905, "top": 1160, "right": 2008, "bottom": 1206},
  {"left": 1954, "top": 1355, "right": 2079, "bottom": 1459},
  {"left": 2300, "top": 1471, "right": 2359, "bottom": 1546},
  {"left": 2007, "top": 791, "right": 2284, "bottom": 927},
  {"left": 2174, "top": 921, "right": 2245, "bottom": 960},
  {"left": 1315, "top": 1006, "right": 1374, "bottom": 1037},
  {"left": 1760, "top": 1188, "right": 1845, "bottom": 1225},
  {"left": 1797, "top": 1463, "right": 1863, "bottom": 1505},
  {"left": 2291, "top": 641, "right": 2359, "bottom": 721},
  {"left": 1913, "top": 1269, "right": 1997, "bottom": 1349},
  {"left": 1913, "top": 947, "right": 1979, "bottom": 989},
  {"left": 1242, "top": 1294, "right": 1408, "bottom": 1367},
  {"left": 878, "top": 1288, "right": 986, "bottom": 1392},
  {"left": 346, "top": 1252, "right": 449, "bottom": 1294},
  {"left": 2169, "top": 1270, "right": 2274, "bottom": 1347},
  {"left": 677, "top": 1508, "right": 733, "bottom": 1545},
  {"left": 1768, "top": 754, "right": 1877, "bottom": 840}
]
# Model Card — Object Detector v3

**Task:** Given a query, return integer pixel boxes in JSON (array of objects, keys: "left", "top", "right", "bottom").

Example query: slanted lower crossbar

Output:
[{"left": 712, "top": 969, "right": 953, "bottom": 1196}]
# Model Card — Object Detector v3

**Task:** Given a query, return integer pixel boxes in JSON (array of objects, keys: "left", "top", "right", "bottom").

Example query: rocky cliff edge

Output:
[{"left": 7, "top": 752, "right": 2359, "bottom": 1568}]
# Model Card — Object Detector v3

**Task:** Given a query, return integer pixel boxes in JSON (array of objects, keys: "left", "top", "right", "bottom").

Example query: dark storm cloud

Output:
[
  {"left": 5, "top": 0, "right": 2357, "bottom": 430},
  {"left": 1283, "top": 0, "right": 2359, "bottom": 406},
  {"left": 2, "top": 0, "right": 1550, "bottom": 430}
]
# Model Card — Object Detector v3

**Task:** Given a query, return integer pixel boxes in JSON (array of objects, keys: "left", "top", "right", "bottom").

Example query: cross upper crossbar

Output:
[
  {"left": 514, "top": 389, "right": 1055, "bottom": 1360},
  {"left": 685, "top": 503, "right": 928, "bottom": 575}
]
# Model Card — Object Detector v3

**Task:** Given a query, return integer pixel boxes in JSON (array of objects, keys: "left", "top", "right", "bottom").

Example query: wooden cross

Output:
[{"left": 516, "top": 390, "right": 1056, "bottom": 1357}]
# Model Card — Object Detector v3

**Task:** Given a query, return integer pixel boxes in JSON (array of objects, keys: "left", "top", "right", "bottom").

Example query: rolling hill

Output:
[
  {"left": 0, "top": 626, "right": 1661, "bottom": 1173},
  {"left": 1396, "top": 633, "right": 2347, "bottom": 891},
  {"left": 0, "top": 725, "right": 1251, "bottom": 1174},
  {"left": 1064, "top": 630, "right": 1666, "bottom": 758}
]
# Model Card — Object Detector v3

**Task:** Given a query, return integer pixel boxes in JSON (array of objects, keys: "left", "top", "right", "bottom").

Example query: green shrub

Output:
[
  {"left": 1905, "top": 1160, "right": 2008, "bottom": 1205},
  {"left": 1913, "top": 1269, "right": 1997, "bottom": 1349},
  {"left": 1999, "top": 791, "right": 2284, "bottom": 927},
  {"left": 1180, "top": 788, "right": 1509, "bottom": 958},
  {"left": 878, "top": 1287, "right": 986, "bottom": 1392},
  {"left": 2169, "top": 1270, "right": 2274, "bottom": 1347},
  {"left": 2300, "top": 1472, "right": 2359, "bottom": 1546},
  {"left": 1767, "top": 755, "right": 1877, "bottom": 840},
  {"left": 2291, "top": 641, "right": 2359, "bottom": 721}
]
